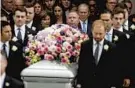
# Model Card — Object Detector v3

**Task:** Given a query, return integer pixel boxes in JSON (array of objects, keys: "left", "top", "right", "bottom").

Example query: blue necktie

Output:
[
  {"left": 83, "top": 22, "right": 86, "bottom": 33},
  {"left": 106, "top": 32, "right": 111, "bottom": 42}
]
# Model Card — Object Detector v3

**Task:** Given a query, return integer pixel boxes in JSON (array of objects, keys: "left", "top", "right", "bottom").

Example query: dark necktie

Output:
[
  {"left": 94, "top": 42, "right": 100, "bottom": 65},
  {"left": 3, "top": 43, "right": 7, "bottom": 57},
  {"left": 17, "top": 28, "right": 22, "bottom": 40}
]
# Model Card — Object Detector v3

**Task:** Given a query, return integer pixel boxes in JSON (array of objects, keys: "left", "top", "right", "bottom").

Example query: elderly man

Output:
[
  {"left": 66, "top": 11, "right": 80, "bottom": 28},
  {"left": 77, "top": 3, "right": 92, "bottom": 37}
]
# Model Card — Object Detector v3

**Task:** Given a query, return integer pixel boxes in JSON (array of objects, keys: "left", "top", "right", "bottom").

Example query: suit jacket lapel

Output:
[
  {"left": 24, "top": 26, "right": 28, "bottom": 40},
  {"left": 8, "top": 41, "right": 14, "bottom": 60},
  {"left": 112, "top": 30, "right": 117, "bottom": 43},
  {"left": 87, "top": 20, "right": 92, "bottom": 34},
  {"left": 3, "top": 76, "right": 11, "bottom": 88},
  {"left": 11, "top": 26, "right": 15, "bottom": 37}
]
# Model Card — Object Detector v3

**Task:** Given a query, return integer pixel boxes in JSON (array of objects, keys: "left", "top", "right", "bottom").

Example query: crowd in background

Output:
[{"left": 1, "top": 0, "right": 135, "bottom": 88}]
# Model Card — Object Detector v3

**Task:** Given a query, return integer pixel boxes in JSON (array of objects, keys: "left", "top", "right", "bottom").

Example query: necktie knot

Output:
[
  {"left": 3, "top": 43, "right": 6, "bottom": 47},
  {"left": 96, "top": 41, "right": 99, "bottom": 44}
]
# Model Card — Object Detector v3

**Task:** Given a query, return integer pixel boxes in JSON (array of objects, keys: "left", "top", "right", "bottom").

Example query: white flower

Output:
[
  {"left": 12, "top": 37, "right": 18, "bottom": 42},
  {"left": 130, "top": 24, "right": 135, "bottom": 30},
  {"left": 104, "top": 44, "right": 109, "bottom": 51},
  {"left": 25, "top": 48, "right": 30, "bottom": 53},
  {"left": 5, "top": 82, "right": 10, "bottom": 87},
  {"left": 12, "top": 45, "right": 18, "bottom": 51},
  {"left": 113, "top": 35, "right": 118, "bottom": 41},
  {"left": 126, "top": 34, "right": 130, "bottom": 39},
  {"left": 77, "top": 84, "right": 81, "bottom": 88},
  {"left": 28, "top": 34, "right": 33, "bottom": 40},
  {"left": 32, "top": 27, "right": 36, "bottom": 31}
]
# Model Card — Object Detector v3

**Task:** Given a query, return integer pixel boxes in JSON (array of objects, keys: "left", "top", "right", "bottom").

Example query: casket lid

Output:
[{"left": 21, "top": 60, "right": 77, "bottom": 78}]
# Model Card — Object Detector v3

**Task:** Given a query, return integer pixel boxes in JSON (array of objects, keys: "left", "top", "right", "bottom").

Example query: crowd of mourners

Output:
[{"left": 1, "top": 0, "right": 135, "bottom": 88}]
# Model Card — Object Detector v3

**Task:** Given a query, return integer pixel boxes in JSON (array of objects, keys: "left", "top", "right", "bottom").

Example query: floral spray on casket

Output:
[{"left": 24, "top": 24, "right": 89, "bottom": 66}]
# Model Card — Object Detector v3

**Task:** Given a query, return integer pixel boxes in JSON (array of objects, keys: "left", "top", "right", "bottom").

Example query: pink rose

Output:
[
  {"left": 66, "top": 45, "right": 73, "bottom": 51},
  {"left": 44, "top": 54, "right": 54, "bottom": 61},
  {"left": 37, "top": 49, "right": 44, "bottom": 55},
  {"left": 65, "top": 52, "right": 71, "bottom": 58},
  {"left": 75, "top": 43, "right": 81, "bottom": 50},
  {"left": 72, "top": 50, "right": 79, "bottom": 57},
  {"left": 61, "top": 57, "right": 69, "bottom": 63},
  {"left": 56, "top": 47, "right": 62, "bottom": 53}
]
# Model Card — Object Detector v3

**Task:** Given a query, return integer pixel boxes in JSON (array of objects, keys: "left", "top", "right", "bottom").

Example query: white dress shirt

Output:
[
  {"left": 0, "top": 41, "right": 10, "bottom": 57},
  {"left": 113, "top": 26, "right": 123, "bottom": 32},
  {"left": 123, "top": 20, "right": 129, "bottom": 30},
  {"left": 93, "top": 39, "right": 104, "bottom": 64},
  {"left": 105, "top": 27, "right": 113, "bottom": 42},
  {"left": 26, "top": 20, "right": 33, "bottom": 28},
  {"left": 14, "top": 24, "right": 26, "bottom": 41},
  {"left": 118, "top": 26, "right": 124, "bottom": 32},
  {"left": 80, "top": 20, "right": 88, "bottom": 33},
  {"left": 0, "top": 73, "right": 6, "bottom": 88}
]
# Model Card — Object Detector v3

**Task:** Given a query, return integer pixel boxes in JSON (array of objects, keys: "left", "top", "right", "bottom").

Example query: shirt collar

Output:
[
  {"left": 80, "top": 19, "right": 88, "bottom": 24},
  {"left": 113, "top": 26, "right": 123, "bottom": 32},
  {"left": 0, "top": 72, "right": 6, "bottom": 88},
  {"left": 14, "top": 24, "right": 25, "bottom": 32},
  {"left": 0, "top": 41, "right": 9, "bottom": 50},
  {"left": 118, "top": 26, "right": 123, "bottom": 32},
  {"left": 93, "top": 39, "right": 104, "bottom": 45},
  {"left": 124, "top": 20, "right": 128, "bottom": 26},
  {"left": 107, "top": 27, "right": 113, "bottom": 35},
  {"left": 26, "top": 20, "right": 33, "bottom": 28}
]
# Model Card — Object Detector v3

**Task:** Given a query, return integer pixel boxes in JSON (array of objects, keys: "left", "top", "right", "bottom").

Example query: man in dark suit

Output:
[
  {"left": 115, "top": 3, "right": 135, "bottom": 35},
  {"left": 100, "top": 10, "right": 133, "bottom": 87},
  {"left": 112, "top": 7, "right": 135, "bottom": 87},
  {"left": 25, "top": 2, "right": 41, "bottom": 33},
  {"left": 1, "top": 0, "right": 14, "bottom": 25},
  {"left": 1, "top": 21, "right": 26, "bottom": 81},
  {"left": 77, "top": 3, "right": 92, "bottom": 37},
  {"left": 112, "top": 6, "right": 133, "bottom": 36},
  {"left": 76, "top": 20, "right": 122, "bottom": 88},
  {"left": 100, "top": 10, "right": 127, "bottom": 45},
  {"left": 0, "top": 51, "right": 24, "bottom": 88},
  {"left": 11, "top": 7, "right": 36, "bottom": 47}
]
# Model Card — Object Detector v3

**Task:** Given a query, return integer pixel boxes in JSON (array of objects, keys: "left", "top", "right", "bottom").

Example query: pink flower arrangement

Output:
[{"left": 24, "top": 24, "right": 89, "bottom": 66}]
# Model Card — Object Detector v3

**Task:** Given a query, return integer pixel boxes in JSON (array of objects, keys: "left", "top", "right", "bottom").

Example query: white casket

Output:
[{"left": 21, "top": 60, "right": 77, "bottom": 88}]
